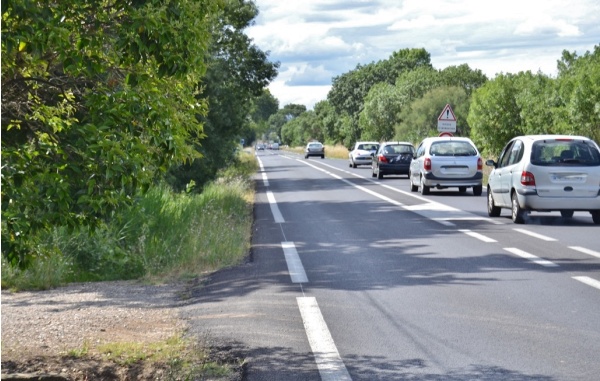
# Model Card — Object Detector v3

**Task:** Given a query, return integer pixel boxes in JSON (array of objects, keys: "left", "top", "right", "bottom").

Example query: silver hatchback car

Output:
[
  {"left": 409, "top": 137, "right": 483, "bottom": 195},
  {"left": 486, "top": 135, "right": 600, "bottom": 224}
]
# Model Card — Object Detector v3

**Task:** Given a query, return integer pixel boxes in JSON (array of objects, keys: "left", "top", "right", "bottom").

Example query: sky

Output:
[{"left": 245, "top": 0, "right": 600, "bottom": 110}]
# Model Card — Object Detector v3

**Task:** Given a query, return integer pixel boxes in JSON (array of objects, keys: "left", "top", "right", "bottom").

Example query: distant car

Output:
[
  {"left": 305, "top": 141, "right": 325, "bottom": 159},
  {"left": 271, "top": 142, "right": 279, "bottom": 150},
  {"left": 349, "top": 141, "right": 379, "bottom": 168},
  {"left": 486, "top": 134, "right": 600, "bottom": 224},
  {"left": 371, "top": 142, "right": 415, "bottom": 179},
  {"left": 409, "top": 137, "right": 483, "bottom": 195},
  {"left": 256, "top": 143, "right": 265, "bottom": 151}
]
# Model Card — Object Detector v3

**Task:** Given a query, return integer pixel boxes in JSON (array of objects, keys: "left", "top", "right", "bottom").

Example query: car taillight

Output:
[
  {"left": 521, "top": 171, "right": 536, "bottom": 186},
  {"left": 378, "top": 155, "right": 388, "bottom": 163},
  {"left": 477, "top": 157, "right": 483, "bottom": 170},
  {"left": 424, "top": 158, "right": 432, "bottom": 171}
]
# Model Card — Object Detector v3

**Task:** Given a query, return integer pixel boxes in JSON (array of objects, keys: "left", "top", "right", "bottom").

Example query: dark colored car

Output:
[
  {"left": 305, "top": 142, "right": 325, "bottom": 159},
  {"left": 372, "top": 142, "right": 415, "bottom": 179}
]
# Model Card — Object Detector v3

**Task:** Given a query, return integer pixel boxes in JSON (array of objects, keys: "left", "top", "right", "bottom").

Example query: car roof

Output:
[
  {"left": 381, "top": 141, "right": 413, "bottom": 145},
  {"left": 422, "top": 137, "right": 474, "bottom": 143},
  {"left": 513, "top": 134, "right": 593, "bottom": 142}
]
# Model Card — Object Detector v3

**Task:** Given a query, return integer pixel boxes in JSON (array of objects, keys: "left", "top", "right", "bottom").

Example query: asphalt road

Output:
[{"left": 182, "top": 150, "right": 600, "bottom": 381}]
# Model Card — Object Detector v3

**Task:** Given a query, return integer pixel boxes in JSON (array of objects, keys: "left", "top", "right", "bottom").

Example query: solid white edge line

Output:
[
  {"left": 569, "top": 246, "right": 600, "bottom": 258},
  {"left": 504, "top": 247, "right": 559, "bottom": 267},
  {"left": 266, "top": 191, "right": 285, "bottom": 223},
  {"left": 297, "top": 297, "right": 352, "bottom": 381},
  {"left": 573, "top": 276, "right": 600, "bottom": 291},
  {"left": 459, "top": 229, "right": 497, "bottom": 243},
  {"left": 281, "top": 242, "right": 308, "bottom": 283},
  {"left": 513, "top": 228, "right": 557, "bottom": 241}
]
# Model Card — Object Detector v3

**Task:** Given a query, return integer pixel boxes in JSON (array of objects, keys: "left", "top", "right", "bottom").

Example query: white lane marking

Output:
[
  {"left": 256, "top": 157, "right": 269, "bottom": 187},
  {"left": 513, "top": 228, "right": 557, "bottom": 242},
  {"left": 504, "top": 247, "right": 559, "bottom": 267},
  {"left": 459, "top": 229, "right": 497, "bottom": 243},
  {"left": 297, "top": 297, "right": 352, "bottom": 381},
  {"left": 570, "top": 246, "right": 600, "bottom": 259},
  {"left": 267, "top": 191, "right": 285, "bottom": 223},
  {"left": 573, "top": 276, "right": 600, "bottom": 291},
  {"left": 282, "top": 242, "right": 308, "bottom": 283}
]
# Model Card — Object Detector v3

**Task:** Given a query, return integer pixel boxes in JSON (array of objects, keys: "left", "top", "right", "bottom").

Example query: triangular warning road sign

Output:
[{"left": 438, "top": 104, "right": 456, "bottom": 121}]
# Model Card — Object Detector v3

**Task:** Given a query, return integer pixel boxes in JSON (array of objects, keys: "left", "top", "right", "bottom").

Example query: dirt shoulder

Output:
[{"left": 1, "top": 280, "right": 243, "bottom": 380}]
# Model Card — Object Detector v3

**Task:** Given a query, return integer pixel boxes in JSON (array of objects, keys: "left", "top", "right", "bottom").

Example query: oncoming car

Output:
[
  {"left": 349, "top": 141, "right": 379, "bottom": 168},
  {"left": 305, "top": 141, "right": 325, "bottom": 159},
  {"left": 486, "top": 135, "right": 600, "bottom": 224},
  {"left": 409, "top": 137, "right": 483, "bottom": 195},
  {"left": 371, "top": 142, "right": 415, "bottom": 179}
]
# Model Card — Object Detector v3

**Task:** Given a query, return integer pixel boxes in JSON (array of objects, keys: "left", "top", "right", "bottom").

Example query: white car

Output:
[
  {"left": 349, "top": 141, "right": 379, "bottom": 168},
  {"left": 409, "top": 137, "right": 483, "bottom": 195},
  {"left": 486, "top": 134, "right": 600, "bottom": 224}
]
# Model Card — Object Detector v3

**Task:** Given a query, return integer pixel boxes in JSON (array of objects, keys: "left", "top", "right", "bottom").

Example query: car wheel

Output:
[
  {"left": 305, "top": 155, "right": 309, "bottom": 159},
  {"left": 487, "top": 187, "right": 501, "bottom": 217},
  {"left": 459, "top": 186, "right": 467, "bottom": 193},
  {"left": 511, "top": 192, "right": 525, "bottom": 224},
  {"left": 321, "top": 155, "right": 325, "bottom": 159},
  {"left": 561, "top": 210, "right": 574, "bottom": 218},
  {"left": 409, "top": 172, "right": 418, "bottom": 192},
  {"left": 591, "top": 211, "right": 600, "bottom": 225},
  {"left": 377, "top": 169, "right": 384, "bottom": 179},
  {"left": 352, "top": 161, "right": 357, "bottom": 168},
  {"left": 349, "top": 160, "right": 353, "bottom": 168},
  {"left": 420, "top": 176, "right": 430, "bottom": 195},
  {"left": 473, "top": 185, "right": 482, "bottom": 196}
]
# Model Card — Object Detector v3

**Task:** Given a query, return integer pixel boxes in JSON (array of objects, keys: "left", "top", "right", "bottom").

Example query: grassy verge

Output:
[{"left": 1, "top": 150, "right": 258, "bottom": 378}]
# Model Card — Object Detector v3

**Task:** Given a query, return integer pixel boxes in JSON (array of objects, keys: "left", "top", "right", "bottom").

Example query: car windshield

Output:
[
  {"left": 530, "top": 139, "right": 600, "bottom": 166},
  {"left": 430, "top": 141, "right": 477, "bottom": 156},
  {"left": 309, "top": 143, "right": 322, "bottom": 148}
]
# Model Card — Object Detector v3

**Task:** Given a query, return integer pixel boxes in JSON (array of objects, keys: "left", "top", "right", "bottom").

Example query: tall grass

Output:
[{"left": 1, "top": 151, "right": 258, "bottom": 290}]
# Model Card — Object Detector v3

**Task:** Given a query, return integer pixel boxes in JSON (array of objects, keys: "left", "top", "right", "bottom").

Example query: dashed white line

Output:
[
  {"left": 570, "top": 246, "right": 600, "bottom": 259},
  {"left": 282, "top": 242, "right": 308, "bottom": 283},
  {"left": 267, "top": 191, "right": 285, "bottom": 223},
  {"left": 504, "top": 247, "right": 559, "bottom": 267},
  {"left": 459, "top": 229, "right": 497, "bottom": 243},
  {"left": 297, "top": 297, "right": 352, "bottom": 381},
  {"left": 513, "top": 228, "right": 557, "bottom": 241},
  {"left": 573, "top": 276, "right": 600, "bottom": 291}
]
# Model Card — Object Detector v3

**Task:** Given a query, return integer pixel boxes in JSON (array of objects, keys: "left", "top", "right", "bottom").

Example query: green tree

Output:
[
  {"left": 396, "top": 86, "right": 469, "bottom": 143},
  {"left": 166, "top": 0, "right": 279, "bottom": 192},
  {"left": 439, "top": 64, "right": 488, "bottom": 97},
  {"left": 2, "top": 0, "right": 218, "bottom": 265},
  {"left": 359, "top": 82, "right": 403, "bottom": 141},
  {"left": 468, "top": 73, "right": 523, "bottom": 155}
]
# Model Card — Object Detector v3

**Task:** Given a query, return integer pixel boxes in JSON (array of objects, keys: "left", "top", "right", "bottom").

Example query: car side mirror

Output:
[{"left": 485, "top": 159, "right": 497, "bottom": 168}]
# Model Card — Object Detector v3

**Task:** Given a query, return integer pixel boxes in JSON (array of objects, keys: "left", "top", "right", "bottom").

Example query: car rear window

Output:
[
  {"left": 530, "top": 140, "right": 600, "bottom": 166},
  {"left": 430, "top": 141, "right": 477, "bottom": 156},
  {"left": 309, "top": 143, "right": 323, "bottom": 148},
  {"left": 385, "top": 145, "right": 414, "bottom": 154}
]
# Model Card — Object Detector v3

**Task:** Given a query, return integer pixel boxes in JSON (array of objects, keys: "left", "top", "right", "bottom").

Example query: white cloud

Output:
[{"left": 247, "top": 0, "right": 600, "bottom": 110}]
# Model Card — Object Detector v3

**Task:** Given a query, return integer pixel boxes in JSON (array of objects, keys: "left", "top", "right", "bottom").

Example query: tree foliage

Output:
[{"left": 2, "top": 0, "right": 221, "bottom": 265}]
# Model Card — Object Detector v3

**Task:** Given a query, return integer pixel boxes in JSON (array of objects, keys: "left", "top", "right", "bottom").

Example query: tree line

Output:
[
  {"left": 1, "top": 0, "right": 278, "bottom": 266},
  {"left": 265, "top": 46, "right": 600, "bottom": 156}
]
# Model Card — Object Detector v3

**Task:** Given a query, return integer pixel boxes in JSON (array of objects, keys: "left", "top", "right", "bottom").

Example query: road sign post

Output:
[{"left": 437, "top": 104, "right": 457, "bottom": 133}]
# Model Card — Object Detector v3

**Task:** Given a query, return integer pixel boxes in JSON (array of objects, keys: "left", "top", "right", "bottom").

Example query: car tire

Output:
[
  {"left": 487, "top": 187, "right": 501, "bottom": 217},
  {"left": 591, "top": 211, "right": 600, "bottom": 225},
  {"left": 305, "top": 155, "right": 309, "bottom": 159},
  {"left": 420, "top": 176, "right": 430, "bottom": 195},
  {"left": 377, "top": 169, "right": 384, "bottom": 179},
  {"left": 349, "top": 160, "right": 353, "bottom": 168},
  {"left": 459, "top": 186, "right": 467, "bottom": 193},
  {"left": 473, "top": 185, "right": 482, "bottom": 196},
  {"left": 409, "top": 172, "right": 418, "bottom": 192},
  {"left": 352, "top": 161, "right": 357, "bottom": 168},
  {"left": 561, "top": 210, "right": 574, "bottom": 218},
  {"left": 321, "top": 155, "right": 324, "bottom": 159},
  {"left": 511, "top": 192, "right": 525, "bottom": 224}
]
